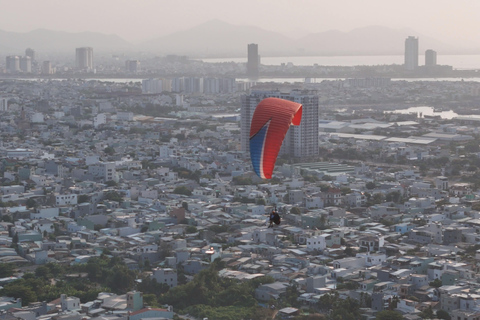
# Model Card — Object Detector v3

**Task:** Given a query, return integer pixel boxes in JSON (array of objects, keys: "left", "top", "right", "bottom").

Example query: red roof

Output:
[{"left": 129, "top": 307, "right": 168, "bottom": 316}]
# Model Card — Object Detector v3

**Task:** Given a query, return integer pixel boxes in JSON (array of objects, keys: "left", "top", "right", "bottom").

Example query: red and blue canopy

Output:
[{"left": 249, "top": 97, "right": 303, "bottom": 179}]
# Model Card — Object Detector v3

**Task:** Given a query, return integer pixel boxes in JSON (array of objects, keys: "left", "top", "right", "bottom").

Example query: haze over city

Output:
[{"left": 2, "top": 0, "right": 480, "bottom": 55}]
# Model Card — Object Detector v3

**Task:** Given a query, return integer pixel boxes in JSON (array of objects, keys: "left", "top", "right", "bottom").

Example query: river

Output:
[
  {"left": 385, "top": 106, "right": 480, "bottom": 120},
  {"left": 198, "top": 54, "right": 480, "bottom": 70}
]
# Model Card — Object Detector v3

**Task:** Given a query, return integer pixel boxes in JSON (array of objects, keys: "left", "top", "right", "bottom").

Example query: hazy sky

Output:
[{"left": 1, "top": 0, "right": 480, "bottom": 45}]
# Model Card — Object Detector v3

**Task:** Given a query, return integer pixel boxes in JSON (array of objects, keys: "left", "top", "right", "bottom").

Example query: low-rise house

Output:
[
  {"left": 254, "top": 281, "right": 289, "bottom": 301},
  {"left": 152, "top": 268, "right": 177, "bottom": 288}
]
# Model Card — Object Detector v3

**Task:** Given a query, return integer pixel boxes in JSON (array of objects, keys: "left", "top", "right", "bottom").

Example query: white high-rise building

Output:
[
  {"left": 42, "top": 61, "right": 53, "bottom": 74},
  {"left": 405, "top": 36, "right": 419, "bottom": 71},
  {"left": 425, "top": 49, "right": 437, "bottom": 67},
  {"left": 25, "top": 48, "right": 35, "bottom": 61},
  {"left": 0, "top": 98, "right": 8, "bottom": 112},
  {"left": 75, "top": 47, "right": 94, "bottom": 70},
  {"left": 19, "top": 56, "right": 31, "bottom": 73},
  {"left": 142, "top": 78, "right": 172, "bottom": 93},
  {"left": 125, "top": 60, "right": 140, "bottom": 73},
  {"left": 6, "top": 56, "right": 19, "bottom": 73},
  {"left": 241, "top": 90, "right": 319, "bottom": 158}
]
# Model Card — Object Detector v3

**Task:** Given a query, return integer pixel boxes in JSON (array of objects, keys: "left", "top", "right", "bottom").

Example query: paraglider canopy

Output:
[{"left": 249, "top": 97, "right": 302, "bottom": 179}]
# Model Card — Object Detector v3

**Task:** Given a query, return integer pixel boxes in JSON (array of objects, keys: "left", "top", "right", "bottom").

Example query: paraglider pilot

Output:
[{"left": 267, "top": 206, "right": 281, "bottom": 228}]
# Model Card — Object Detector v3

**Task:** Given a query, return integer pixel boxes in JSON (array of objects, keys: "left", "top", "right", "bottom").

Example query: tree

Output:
[
  {"left": 143, "top": 293, "right": 158, "bottom": 307},
  {"left": 173, "top": 186, "right": 192, "bottom": 196},
  {"left": 419, "top": 306, "right": 434, "bottom": 319},
  {"left": 12, "top": 233, "right": 18, "bottom": 244},
  {"left": 26, "top": 198, "right": 37, "bottom": 209},
  {"left": 340, "top": 187, "right": 351, "bottom": 195},
  {"left": 35, "top": 265, "right": 51, "bottom": 279},
  {"left": 375, "top": 310, "right": 403, "bottom": 320},
  {"left": 0, "top": 263, "right": 14, "bottom": 277},
  {"left": 104, "top": 190, "right": 123, "bottom": 202},
  {"left": 104, "top": 146, "right": 115, "bottom": 155},
  {"left": 78, "top": 194, "right": 89, "bottom": 203},
  {"left": 256, "top": 198, "right": 266, "bottom": 205},
  {"left": 2, "top": 283, "right": 37, "bottom": 305},
  {"left": 290, "top": 207, "right": 301, "bottom": 215},
  {"left": 436, "top": 309, "right": 451, "bottom": 320},
  {"left": 429, "top": 278, "right": 442, "bottom": 288},
  {"left": 186, "top": 226, "right": 197, "bottom": 233},
  {"left": 366, "top": 181, "right": 376, "bottom": 190},
  {"left": 105, "top": 180, "right": 117, "bottom": 187}
]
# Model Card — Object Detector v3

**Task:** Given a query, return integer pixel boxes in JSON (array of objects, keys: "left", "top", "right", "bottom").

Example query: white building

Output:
[
  {"left": 306, "top": 235, "right": 328, "bottom": 252},
  {"left": 93, "top": 113, "right": 107, "bottom": 128},
  {"left": 0, "top": 97, "right": 7, "bottom": 111},
  {"left": 31, "top": 112, "right": 44, "bottom": 123},
  {"left": 152, "top": 268, "right": 178, "bottom": 288},
  {"left": 60, "top": 294, "right": 81, "bottom": 311},
  {"left": 117, "top": 112, "right": 134, "bottom": 121},
  {"left": 88, "top": 162, "right": 116, "bottom": 182},
  {"left": 55, "top": 194, "right": 78, "bottom": 206},
  {"left": 142, "top": 78, "right": 172, "bottom": 93},
  {"left": 76, "top": 47, "right": 93, "bottom": 70},
  {"left": 405, "top": 36, "right": 419, "bottom": 71}
]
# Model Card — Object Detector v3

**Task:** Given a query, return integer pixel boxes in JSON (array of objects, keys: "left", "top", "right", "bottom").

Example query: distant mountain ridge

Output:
[
  {"left": 0, "top": 29, "right": 132, "bottom": 54},
  {"left": 0, "top": 20, "right": 474, "bottom": 57}
]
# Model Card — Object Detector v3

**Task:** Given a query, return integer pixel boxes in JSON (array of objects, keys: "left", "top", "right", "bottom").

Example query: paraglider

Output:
[
  {"left": 249, "top": 97, "right": 302, "bottom": 179},
  {"left": 267, "top": 207, "right": 281, "bottom": 227}
]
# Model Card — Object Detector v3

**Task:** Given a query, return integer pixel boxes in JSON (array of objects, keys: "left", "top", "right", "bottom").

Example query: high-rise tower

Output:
[
  {"left": 25, "top": 48, "right": 36, "bottom": 61},
  {"left": 246, "top": 43, "right": 259, "bottom": 79},
  {"left": 241, "top": 90, "right": 319, "bottom": 159},
  {"left": 6, "top": 56, "right": 19, "bottom": 73},
  {"left": 19, "top": 56, "right": 31, "bottom": 73},
  {"left": 404, "top": 36, "right": 419, "bottom": 71},
  {"left": 75, "top": 47, "right": 94, "bottom": 70},
  {"left": 425, "top": 49, "right": 437, "bottom": 67}
]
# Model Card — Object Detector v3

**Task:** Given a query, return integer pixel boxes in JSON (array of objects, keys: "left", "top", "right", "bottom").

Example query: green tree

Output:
[
  {"left": 0, "top": 264, "right": 14, "bottom": 277},
  {"left": 256, "top": 198, "right": 266, "bottom": 205},
  {"left": 2, "top": 283, "right": 37, "bottom": 305},
  {"left": 104, "top": 146, "right": 115, "bottom": 155},
  {"left": 429, "top": 278, "right": 442, "bottom": 288},
  {"left": 290, "top": 207, "right": 301, "bottom": 215},
  {"left": 35, "top": 265, "right": 51, "bottom": 279},
  {"left": 26, "top": 198, "right": 37, "bottom": 209},
  {"left": 104, "top": 190, "right": 123, "bottom": 202},
  {"left": 375, "top": 310, "right": 403, "bottom": 320},
  {"left": 173, "top": 186, "right": 192, "bottom": 196},
  {"left": 436, "top": 309, "right": 451, "bottom": 320},
  {"left": 340, "top": 187, "right": 351, "bottom": 195},
  {"left": 419, "top": 306, "right": 434, "bottom": 319},
  {"left": 105, "top": 180, "right": 117, "bottom": 187},
  {"left": 78, "top": 194, "right": 89, "bottom": 203},
  {"left": 143, "top": 293, "right": 159, "bottom": 307},
  {"left": 366, "top": 181, "right": 376, "bottom": 190},
  {"left": 186, "top": 226, "right": 198, "bottom": 233}
]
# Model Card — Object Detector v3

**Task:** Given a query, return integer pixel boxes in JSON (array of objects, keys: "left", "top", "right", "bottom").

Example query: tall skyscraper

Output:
[
  {"left": 246, "top": 43, "right": 259, "bottom": 79},
  {"left": 425, "top": 49, "right": 437, "bottom": 67},
  {"left": 404, "top": 36, "right": 419, "bottom": 71},
  {"left": 241, "top": 90, "right": 319, "bottom": 159},
  {"left": 0, "top": 98, "right": 8, "bottom": 112},
  {"left": 25, "top": 48, "right": 36, "bottom": 61},
  {"left": 76, "top": 47, "right": 94, "bottom": 70},
  {"left": 125, "top": 60, "right": 140, "bottom": 73},
  {"left": 19, "top": 56, "right": 32, "bottom": 73},
  {"left": 6, "top": 56, "right": 20, "bottom": 73},
  {"left": 42, "top": 61, "right": 53, "bottom": 74}
]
